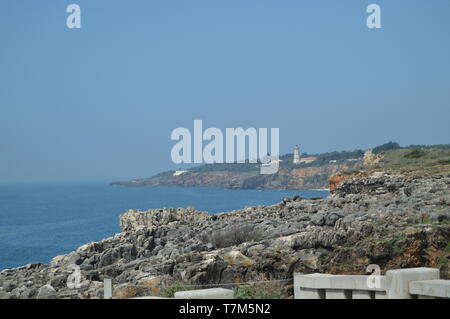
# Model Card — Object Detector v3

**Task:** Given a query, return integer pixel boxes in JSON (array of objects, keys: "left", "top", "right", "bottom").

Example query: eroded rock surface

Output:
[{"left": 1, "top": 174, "right": 449, "bottom": 298}]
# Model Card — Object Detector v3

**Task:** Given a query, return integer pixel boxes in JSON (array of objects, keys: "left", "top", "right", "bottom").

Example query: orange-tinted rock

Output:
[{"left": 329, "top": 174, "right": 349, "bottom": 192}]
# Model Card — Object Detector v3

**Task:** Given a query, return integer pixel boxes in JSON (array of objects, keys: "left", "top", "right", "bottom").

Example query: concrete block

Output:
[
  {"left": 294, "top": 273, "right": 325, "bottom": 299},
  {"left": 386, "top": 268, "right": 440, "bottom": 299},
  {"left": 325, "top": 289, "right": 352, "bottom": 299},
  {"left": 409, "top": 280, "right": 450, "bottom": 298},
  {"left": 293, "top": 273, "right": 302, "bottom": 299},
  {"left": 352, "top": 290, "right": 373, "bottom": 299},
  {"left": 293, "top": 273, "right": 386, "bottom": 291},
  {"left": 296, "top": 287, "right": 325, "bottom": 299},
  {"left": 294, "top": 273, "right": 331, "bottom": 289},
  {"left": 375, "top": 291, "right": 388, "bottom": 299},
  {"left": 417, "top": 295, "right": 435, "bottom": 299},
  {"left": 104, "top": 279, "right": 112, "bottom": 299},
  {"left": 174, "top": 288, "right": 234, "bottom": 299}
]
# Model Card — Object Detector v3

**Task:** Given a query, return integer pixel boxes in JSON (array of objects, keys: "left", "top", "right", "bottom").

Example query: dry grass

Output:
[
  {"left": 113, "top": 286, "right": 138, "bottom": 299},
  {"left": 209, "top": 224, "right": 263, "bottom": 248}
]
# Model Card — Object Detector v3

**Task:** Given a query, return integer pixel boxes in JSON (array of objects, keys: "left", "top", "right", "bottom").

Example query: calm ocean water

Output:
[{"left": 0, "top": 183, "right": 327, "bottom": 270}]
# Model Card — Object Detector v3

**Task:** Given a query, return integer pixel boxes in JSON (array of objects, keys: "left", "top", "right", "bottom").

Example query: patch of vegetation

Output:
[
  {"left": 149, "top": 143, "right": 450, "bottom": 176},
  {"left": 421, "top": 215, "right": 431, "bottom": 225},
  {"left": 438, "top": 256, "right": 449, "bottom": 267},
  {"left": 134, "top": 143, "right": 450, "bottom": 186},
  {"left": 159, "top": 281, "right": 197, "bottom": 298},
  {"left": 151, "top": 170, "right": 178, "bottom": 179},
  {"left": 280, "top": 149, "right": 365, "bottom": 170},
  {"left": 373, "top": 234, "right": 408, "bottom": 256},
  {"left": 342, "top": 241, "right": 355, "bottom": 247},
  {"left": 407, "top": 144, "right": 450, "bottom": 150},
  {"left": 340, "top": 169, "right": 361, "bottom": 175},
  {"left": 392, "top": 235, "right": 407, "bottom": 254},
  {"left": 210, "top": 224, "right": 263, "bottom": 249},
  {"left": 234, "top": 282, "right": 288, "bottom": 299},
  {"left": 404, "top": 148, "right": 427, "bottom": 159},
  {"left": 189, "top": 162, "right": 260, "bottom": 173},
  {"left": 437, "top": 159, "right": 450, "bottom": 165},
  {"left": 113, "top": 286, "right": 139, "bottom": 299},
  {"left": 432, "top": 219, "right": 450, "bottom": 227},
  {"left": 240, "top": 174, "right": 271, "bottom": 189},
  {"left": 234, "top": 285, "right": 253, "bottom": 299},
  {"left": 379, "top": 148, "right": 450, "bottom": 169},
  {"left": 373, "top": 142, "right": 401, "bottom": 154}
]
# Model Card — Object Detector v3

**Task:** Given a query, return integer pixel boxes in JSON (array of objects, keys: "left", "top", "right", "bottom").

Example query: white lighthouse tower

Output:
[{"left": 293, "top": 145, "right": 301, "bottom": 164}]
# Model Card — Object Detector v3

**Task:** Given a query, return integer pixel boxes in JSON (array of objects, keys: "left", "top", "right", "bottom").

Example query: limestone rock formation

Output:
[{"left": 1, "top": 173, "right": 449, "bottom": 298}]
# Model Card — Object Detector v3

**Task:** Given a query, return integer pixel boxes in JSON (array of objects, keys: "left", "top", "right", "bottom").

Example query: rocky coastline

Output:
[
  {"left": 112, "top": 163, "right": 361, "bottom": 190},
  {"left": 1, "top": 172, "right": 449, "bottom": 299}
]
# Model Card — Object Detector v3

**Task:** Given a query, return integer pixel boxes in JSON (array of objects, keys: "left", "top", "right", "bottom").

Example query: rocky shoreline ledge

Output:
[{"left": 1, "top": 173, "right": 449, "bottom": 299}]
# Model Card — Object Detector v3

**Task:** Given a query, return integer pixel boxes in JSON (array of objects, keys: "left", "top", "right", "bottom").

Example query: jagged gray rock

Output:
[
  {"left": 37, "top": 284, "right": 56, "bottom": 299},
  {"left": 0, "top": 173, "right": 449, "bottom": 298}
]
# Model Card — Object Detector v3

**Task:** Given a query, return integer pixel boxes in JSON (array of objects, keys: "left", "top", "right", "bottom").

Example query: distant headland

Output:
[{"left": 111, "top": 142, "right": 450, "bottom": 190}]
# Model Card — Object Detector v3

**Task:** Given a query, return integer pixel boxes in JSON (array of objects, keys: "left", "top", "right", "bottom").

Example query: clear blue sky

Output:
[{"left": 1, "top": 0, "right": 449, "bottom": 183}]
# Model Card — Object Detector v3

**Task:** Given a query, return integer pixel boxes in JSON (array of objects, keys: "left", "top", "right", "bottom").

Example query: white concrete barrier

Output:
[
  {"left": 104, "top": 278, "right": 112, "bottom": 299},
  {"left": 174, "top": 288, "right": 234, "bottom": 299},
  {"left": 352, "top": 290, "right": 373, "bottom": 299},
  {"left": 374, "top": 291, "right": 388, "bottom": 299},
  {"left": 386, "top": 268, "right": 439, "bottom": 299},
  {"left": 409, "top": 280, "right": 450, "bottom": 299},
  {"left": 294, "top": 273, "right": 387, "bottom": 291},
  {"left": 325, "top": 289, "right": 352, "bottom": 299},
  {"left": 294, "top": 267, "right": 449, "bottom": 299},
  {"left": 294, "top": 273, "right": 386, "bottom": 299}
]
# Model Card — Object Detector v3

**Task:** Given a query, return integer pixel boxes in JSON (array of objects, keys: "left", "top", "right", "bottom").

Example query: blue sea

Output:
[{"left": 0, "top": 183, "right": 328, "bottom": 270}]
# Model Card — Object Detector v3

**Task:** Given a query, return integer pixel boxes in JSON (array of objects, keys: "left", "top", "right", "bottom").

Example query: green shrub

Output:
[
  {"left": 421, "top": 214, "right": 431, "bottom": 224},
  {"left": 438, "top": 256, "right": 449, "bottom": 267},
  {"left": 234, "top": 282, "right": 288, "bottom": 299},
  {"left": 159, "top": 281, "right": 197, "bottom": 298},
  {"left": 373, "top": 142, "right": 401, "bottom": 154},
  {"left": 234, "top": 285, "right": 254, "bottom": 299},
  {"left": 438, "top": 159, "right": 450, "bottom": 165},
  {"left": 404, "top": 148, "right": 427, "bottom": 159},
  {"left": 341, "top": 169, "right": 360, "bottom": 175},
  {"left": 445, "top": 242, "right": 450, "bottom": 253}
]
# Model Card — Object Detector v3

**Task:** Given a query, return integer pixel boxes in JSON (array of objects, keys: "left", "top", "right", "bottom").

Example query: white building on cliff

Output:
[{"left": 293, "top": 145, "right": 301, "bottom": 164}]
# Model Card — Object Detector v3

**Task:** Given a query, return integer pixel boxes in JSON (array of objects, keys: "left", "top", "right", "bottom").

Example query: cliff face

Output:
[
  {"left": 113, "top": 162, "right": 360, "bottom": 190},
  {"left": 1, "top": 173, "right": 449, "bottom": 299}
]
